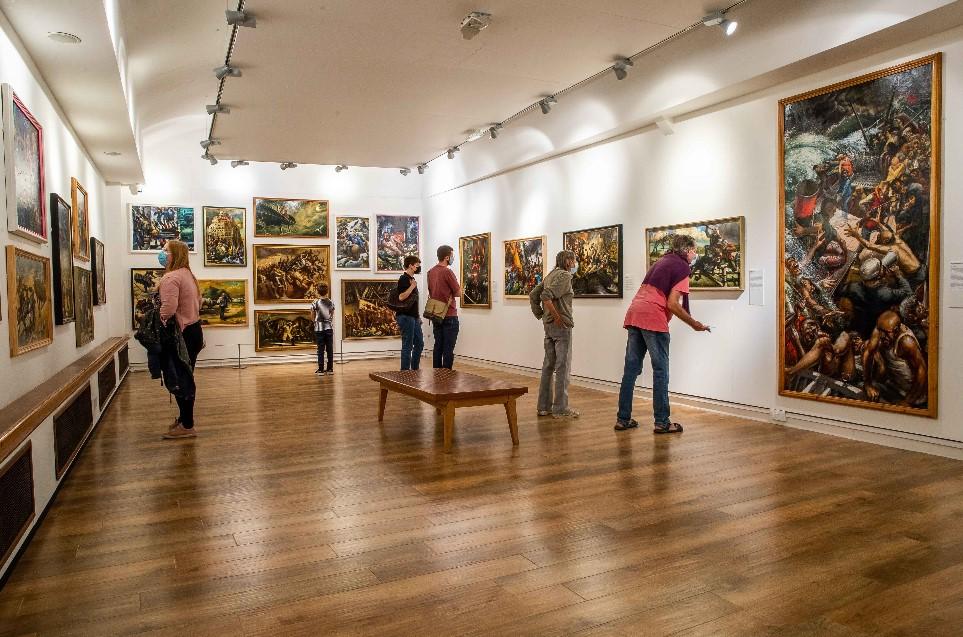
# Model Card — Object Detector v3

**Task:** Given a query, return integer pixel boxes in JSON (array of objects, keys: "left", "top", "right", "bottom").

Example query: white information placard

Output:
[
  {"left": 749, "top": 269, "right": 765, "bottom": 307},
  {"left": 950, "top": 261, "right": 963, "bottom": 308}
]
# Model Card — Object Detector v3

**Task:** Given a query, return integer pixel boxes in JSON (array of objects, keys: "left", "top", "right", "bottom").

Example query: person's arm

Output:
[
  {"left": 667, "top": 289, "right": 708, "bottom": 331},
  {"left": 399, "top": 276, "right": 417, "bottom": 301},
  {"left": 446, "top": 268, "right": 462, "bottom": 298},
  {"left": 159, "top": 275, "right": 179, "bottom": 323},
  {"left": 543, "top": 299, "right": 568, "bottom": 327}
]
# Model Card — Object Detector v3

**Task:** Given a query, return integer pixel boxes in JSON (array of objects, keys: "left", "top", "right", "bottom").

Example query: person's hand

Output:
[
  {"left": 692, "top": 321, "right": 710, "bottom": 332},
  {"left": 409, "top": 278, "right": 418, "bottom": 288}
]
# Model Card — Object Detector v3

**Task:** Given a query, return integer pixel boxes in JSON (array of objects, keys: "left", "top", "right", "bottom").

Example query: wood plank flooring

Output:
[{"left": 2, "top": 360, "right": 963, "bottom": 636}]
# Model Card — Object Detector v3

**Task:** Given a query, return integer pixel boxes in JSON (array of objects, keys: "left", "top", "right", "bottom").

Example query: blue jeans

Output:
[
  {"left": 315, "top": 329, "right": 333, "bottom": 372},
  {"left": 432, "top": 317, "right": 459, "bottom": 369},
  {"left": 617, "top": 327, "right": 670, "bottom": 425},
  {"left": 397, "top": 314, "right": 424, "bottom": 370}
]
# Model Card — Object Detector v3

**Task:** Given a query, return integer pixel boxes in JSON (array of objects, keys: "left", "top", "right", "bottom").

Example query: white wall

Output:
[
  {"left": 119, "top": 114, "right": 423, "bottom": 365},
  {"left": 422, "top": 27, "right": 963, "bottom": 447},
  {"left": 0, "top": 16, "right": 114, "bottom": 409}
]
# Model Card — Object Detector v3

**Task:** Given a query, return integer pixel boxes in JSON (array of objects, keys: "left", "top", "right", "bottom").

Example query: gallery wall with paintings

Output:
[{"left": 421, "top": 36, "right": 963, "bottom": 449}]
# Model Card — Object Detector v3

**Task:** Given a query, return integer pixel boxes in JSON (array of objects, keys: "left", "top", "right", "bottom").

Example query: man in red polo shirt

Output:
[{"left": 427, "top": 245, "right": 462, "bottom": 369}]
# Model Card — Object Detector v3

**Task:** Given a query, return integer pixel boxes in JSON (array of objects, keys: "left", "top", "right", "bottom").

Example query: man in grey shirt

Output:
[{"left": 538, "top": 250, "right": 579, "bottom": 419}]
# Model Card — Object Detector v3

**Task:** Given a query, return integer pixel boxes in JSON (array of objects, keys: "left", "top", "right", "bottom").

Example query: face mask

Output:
[
  {"left": 687, "top": 250, "right": 698, "bottom": 266},
  {"left": 569, "top": 264, "right": 578, "bottom": 275},
  {"left": 158, "top": 251, "right": 169, "bottom": 267},
  {"left": 414, "top": 266, "right": 422, "bottom": 275}
]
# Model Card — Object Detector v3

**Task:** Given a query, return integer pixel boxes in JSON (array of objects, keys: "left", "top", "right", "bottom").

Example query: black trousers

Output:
[
  {"left": 176, "top": 321, "right": 203, "bottom": 428},
  {"left": 316, "top": 329, "right": 334, "bottom": 371}
]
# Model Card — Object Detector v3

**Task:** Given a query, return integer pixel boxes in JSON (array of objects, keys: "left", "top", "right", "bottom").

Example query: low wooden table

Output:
[{"left": 370, "top": 369, "right": 529, "bottom": 452}]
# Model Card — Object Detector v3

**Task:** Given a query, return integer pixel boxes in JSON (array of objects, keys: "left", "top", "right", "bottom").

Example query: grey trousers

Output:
[{"left": 537, "top": 321, "right": 573, "bottom": 414}]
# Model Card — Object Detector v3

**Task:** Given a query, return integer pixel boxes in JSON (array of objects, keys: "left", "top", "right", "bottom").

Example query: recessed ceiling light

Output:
[
  {"left": 48, "top": 32, "right": 81, "bottom": 44},
  {"left": 104, "top": 151, "right": 122, "bottom": 156}
]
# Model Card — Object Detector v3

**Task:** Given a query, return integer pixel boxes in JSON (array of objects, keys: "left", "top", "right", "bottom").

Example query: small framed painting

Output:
[
  {"left": 90, "top": 237, "right": 106, "bottom": 305},
  {"left": 375, "top": 215, "right": 420, "bottom": 273},
  {"left": 335, "top": 216, "right": 371, "bottom": 270},
  {"left": 459, "top": 233, "right": 491, "bottom": 308},
  {"left": 563, "top": 224, "right": 623, "bottom": 298},
  {"left": 254, "top": 310, "right": 316, "bottom": 351},
  {"left": 71, "top": 178, "right": 90, "bottom": 261},
  {"left": 50, "top": 193, "right": 75, "bottom": 323},
  {"left": 341, "top": 279, "right": 401, "bottom": 339},
  {"left": 73, "top": 266, "right": 94, "bottom": 347},
  {"left": 129, "top": 204, "right": 195, "bottom": 252},
  {"left": 197, "top": 279, "right": 248, "bottom": 327},
  {"left": 254, "top": 197, "right": 329, "bottom": 238},
  {"left": 2, "top": 84, "right": 47, "bottom": 243},
  {"left": 503, "top": 235, "right": 546, "bottom": 299},
  {"left": 6, "top": 246, "right": 53, "bottom": 356},
  {"left": 203, "top": 206, "right": 246, "bottom": 266}
]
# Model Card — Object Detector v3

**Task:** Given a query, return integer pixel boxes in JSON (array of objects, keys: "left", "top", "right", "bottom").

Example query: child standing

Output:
[{"left": 311, "top": 283, "right": 335, "bottom": 375}]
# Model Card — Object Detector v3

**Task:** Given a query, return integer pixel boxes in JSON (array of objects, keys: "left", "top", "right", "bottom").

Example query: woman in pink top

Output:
[
  {"left": 158, "top": 240, "right": 203, "bottom": 439},
  {"left": 616, "top": 234, "right": 709, "bottom": 433}
]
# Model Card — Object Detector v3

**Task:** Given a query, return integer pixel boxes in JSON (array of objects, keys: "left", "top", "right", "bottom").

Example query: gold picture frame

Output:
[
  {"left": 253, "top": 197, "right": 329, "bottom": 238},
  {"left": 503, "top": 235, "right": 546, "bottom": 299},
  {"left": 70, "top": 178, "right": 90, "bottom": 261},
  {"left": 644, "top": 217, "right": 745, "bottom": 291},
  {"left": 6, "top": 245, "right": 54, "bottom": 356},
  {"left": 459, "top": 232, "right": 492, "bottom": 308},
  {"left": 253, "top": 244, "right": 331, "bottom": 304},
  {"left": 341, "top": 279, "right": 402, "bottom": 340},
  {"left": 254, "top": 309, "right": 315, "bottom": 351}
]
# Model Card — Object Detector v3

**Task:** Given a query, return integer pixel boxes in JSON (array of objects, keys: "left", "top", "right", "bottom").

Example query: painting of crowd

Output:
[
  {"left": 130, "top": 268, "right": 163, "bottom": 327},
  {"left": 646, "top": 218, "right": 744, "bottom": 290},
  {"left": 341, "top": 280, "right": 401, "bottom": 339},
  {"left": 564, "top": 224, "right": 623, "bottom": 298},
  {"left": 503, "top": 236, "right": 546, "bottom": 298},
  {"left": 780, "top": 56, "right": 938, "bottom": 415},
  {"left": 375, "top": 215, "right": 420, "bottom": 272},
  {"left": 130, "top": 205, "right": 195, "bottom": 251},
  {"left": 336, "top": 216, "right": 370, "bottom": 269},
  {"left": 203, "top": 207, "right": 246, "bottom": 266},
  {"left": 254, "top": 198, "right": 329, "bottom": 238},
  {"left": 459, "top": 233, "right": 491, "bottom": 307},
  {"left": 255, "top": 310, "right": 315, "bottom": 351},
  {"left": 254, "top": 245, "right": 330, "bottom": 303}
]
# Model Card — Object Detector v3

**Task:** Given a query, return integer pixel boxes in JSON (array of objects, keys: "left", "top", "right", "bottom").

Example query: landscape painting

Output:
[
  {"left": 130, "top": 205, "right": 195, "bottom": 252},
  {"left": 50, "top": 194, "right": 75, "bottom": 324},
  {"left": 197, "top": 279, "right": 248, "bottom": 327},
  {"left": 3, "top": 85, "right": 46, "bottom": 242},
  {"left": 341, "top": 280, "right": 401, "bottom": 339},
  {"left": 254, "top": 244, "right": 330, "bottom": 303},
  {"left": 563, "top": 224, "right": 623, "bottom": 298},
  {"left": 254, "top": 197, "right": 329, "bottom": 238},
  {"left": 459, "top": 233, "right": 491, "bottom": 308},
  {"left": 71, "top": 178, "right": 90, "bottom": 261},
  {"left": 203, "top": 206, "right": 246, "bottom": 266},
  {"left": 254, "top": 310, "right": 315, "bottom": 352},
  {"left": 503, "top": 236, "right": 546, "bottom": 298},
  {"left": 779, "top": 54, "right": 940, "bottom": 417},
  {"left": 375, "top": 215, "right": 419, "bottom": 273},
  {"left": 336, "top": 216, "right": 370, "bottom": 269},
  {"left": 6, "top": 246, "right": 53, "bottom": 356},
  {"left": 645, "top": 217, "right": 745, "bottom": 290},
  {"left": 90, "top": 237, "right": 106, "bottom": 305},
  {"left": 130, "top": 268, "right": 163, "bottom": 328},
  {"left": 73, "top": 266, "right": 94, "bottom": 347}
]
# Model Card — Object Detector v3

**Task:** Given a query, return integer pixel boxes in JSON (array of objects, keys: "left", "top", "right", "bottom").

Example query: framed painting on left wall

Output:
[
  {"left": 2, "top": 84, "right": 46, "bottom": 243},
  {"left": 6, "top": 246, "right": 53, "bottom": 356}
]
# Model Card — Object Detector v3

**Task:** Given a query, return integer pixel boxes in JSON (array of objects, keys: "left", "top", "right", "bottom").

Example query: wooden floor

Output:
[{"left": 2, "top": 361, "right": 963, "bottom": 636}]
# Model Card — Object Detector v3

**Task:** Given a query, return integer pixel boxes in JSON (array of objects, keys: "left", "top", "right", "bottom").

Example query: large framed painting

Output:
[
  {"left": 198, "top": 279, "right": 248, "bottom": 327},
  {"left": 73, "top": 266, "right": 94, "bottom": 347},
  {"left": 375, "top": 215, "right": 420, "bottom": 273},
  {"left": 70, "top": 178, "right": 90, "bottom": 261},
  {"left": 5, "top": 246, "right": 53, "bottom": 356},
  {"left": 203, "top": 206, "right": 246, "bottom": 266},
  {"left": 253, "top": 244, "right": 330, "bottom": 303},
  {"left": 563, "top": 224, "right": 623, "bottom": 298},
  {"left": 645, "top": 217, "right": 745, "bottom": 290},
  {"left": 459, "top": 233, "right": 491, "bottom": 308},
  {"left": 254, "top": 309, "right": 315, "bottom": 352},
  {"left": 90, "top": 237, "right": 106, "bottom": 305},
  {"left": 49, "top": 193, "right": 75, "bottom": 324},
  {"left": 254, "top": 197, "right": 329, "bottom": 238},
  {"left": 130, "top": 205, "right": 195, "bottom": 252},
  {"left": 503, "top": 235, "right": 546, "bottom": 299},
  {"left": 130, "top": 267, "right": 163, "bottom": 328},
  {"left": 779, "top": 54, "right": 941, "bottom": 418},
  {"left": 2, "top": 84, "right": 46, "bottom": 243},
  {"left": 335, "top": 216, "right": 371, "bottom": 270},
  {"left": 341, "top": 279, "right": 401, "bottom": 339}
]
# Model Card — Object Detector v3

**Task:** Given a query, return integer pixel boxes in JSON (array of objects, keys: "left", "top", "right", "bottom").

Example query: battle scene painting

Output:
[
  {"left": 130, "top": 205, "right": 195, "bottom": 252},
  {"left": 459, "top": 233, "right": 491, "bottom": 308},
  {"left": 50, "top": 194, "right": 74, "bottom": 324},
  {"left": 6, "top": 246, "right": 53, "bottom": 356},
  {"left": 130, "top": 268, "right": 163, "bottom": 328},
  {"left": 73, "top": 266, "right": 94, "bottom": 347},
  {"left": 336, "top": 216, "right": 370, "bottom": 269},
  {"left": 375, "top": 215, "right": 419, "bottom": 273},
  {"left": 564, "top": 224, "right": 623, "bottom": 298},
  {"left": 3, "top": 85, "right": 46, "bottom": 242},
  {"left": 341, "top": 280, "right": 401, "bottom": 339},
  {"left": 255, "top": 310, "right": 315, "bottom": 351},
  {"left": 646, "top": 218, "right": 744, "bottom": 290},
  {"left": 203, "top": 206, "right": 246, "bottom": 266},
  {"left": 254, "top": 245, "right": 330, "bottom": 304},
  {"left": 254, "top": 198, "right": 329, "bottom": 238},
  {"left": 779, "top": 55, "right": 940, "bottom": 417},
  {"left": 197, "top": 279, "right": 247, "bottom": 327},
  {"left": 503, "top": 236, "right": 546, "bottom": 299}
]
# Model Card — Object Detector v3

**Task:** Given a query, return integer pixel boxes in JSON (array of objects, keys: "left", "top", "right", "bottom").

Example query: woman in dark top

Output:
[{"left": 396, "top": 255, "right": 424, "bottom": 370}]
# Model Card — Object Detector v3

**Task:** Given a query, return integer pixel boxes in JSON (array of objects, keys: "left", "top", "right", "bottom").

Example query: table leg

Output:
[
  {"left": 443, "top": 402, "right": 455, "bottom": 453},
  {"left": 505, "top": 396, "right": 519, "bottom": 446},
  {"left": 378, "top": 386, "right": 388, "bottom": 422}
]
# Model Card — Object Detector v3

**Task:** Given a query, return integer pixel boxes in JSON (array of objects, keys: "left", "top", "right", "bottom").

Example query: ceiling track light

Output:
[
  {"left": 400, "top": 168, "right": 411, "bottom": 176},
  {"left": 702, "top": 11, "right": 738, "bottom": 36},
  {"left": 231, "top": 160, "right": 249, "bottom": 168},
  {"left": 206, "top": 104, "right": 230, "bottom": 115},
  {"left": 199, "top": 138, "right": 221, "bottom": 149},
  {"left": 213, "top": 64, "right": 241, "bottom": 80},
  {"left": 202, "top": 152, "right": 217, "bottom": 165},
  {"left": 335, "top": 164, "right": 349, "bottom": 172},
  {"left": 460, "top": 11, "right": 492, "bottom": 40},
  {"left": 613, "top": 57, "right": 634, "bottom": 80},
  {"left": 225, "top": 9, "right": 256, "bottom": 28},
  {"left": 447, "top": 147, "right": 460, "bottom": 159},
  {"left": 417, "top": 164, "right": 427, "bottom": 174},
  {"left": 489, "top": 124, "right": 502, "bottom": 139},
  {"left": 280, "top": 162, "right": 297, "bottom": 170},
  {"left": 539, "top": 96, "right": 557, "bottom": 115}
]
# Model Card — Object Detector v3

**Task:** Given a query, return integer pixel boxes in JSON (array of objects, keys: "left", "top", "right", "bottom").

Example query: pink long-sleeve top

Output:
[{"left": 159, "top": 268, "right": 201, "bottom": 331}]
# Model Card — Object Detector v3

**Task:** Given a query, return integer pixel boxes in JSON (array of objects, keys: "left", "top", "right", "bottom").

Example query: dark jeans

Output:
[
  {"left": 617, "top": 327, "right": 670, "bottom": 425},
  {"left": 176, "top": 321, "right": 203, "bottom": 428},
  {"left": 316, "top": 329, "right": 334, "bottom": 372},
  {"left": 432, "top": 316, "right": 459, "bottom": 369},
  {"left": 396, "top": 314, "right": 424, "bottom": 370}
]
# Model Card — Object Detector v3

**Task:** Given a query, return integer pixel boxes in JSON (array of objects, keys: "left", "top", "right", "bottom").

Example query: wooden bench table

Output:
[{"left": 369, "top": 369, "right": 529, "bottom": 452}]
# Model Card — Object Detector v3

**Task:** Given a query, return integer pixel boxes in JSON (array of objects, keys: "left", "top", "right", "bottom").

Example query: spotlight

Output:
[
  {"left": 213, "top": 65, "right": 241, "bottom": 80},
  {"left": 199, "top": 138, "right": 220, "bottom": 149},
  {"left": 206, "top": 104, "right": 230, "bottom": 115},
  {"left": 702, "top": 11, "right": 738, "bottom": 35},
  {"left": 489, "top": 124, "right": 502, "bottom": 139},
  {"left": 460, "top": 11, "right": 492, "bottom": 40},
  {"left": 539, "top": 96, "right": 556, "bottom": 115},
  {"left": 127, "top": 184, "right": 143, "bottom": 196},
  {"left": 447, "top": 147, "right": 459, "bottom": 159},
  {"left": 225, "top": 9, "right": 256, "bottom": 28},
  {"left": 280, "top": 162, "right": 297, "bottom": 170},
  {"left": 400, "top": 168, "right": 411, "bottom": 176},
  {"left": 417, "top": 164, "right": 426, "bottom": 175},
  {"left": 231, "top": 160, "right": 249, "bottom": 168},
  {"left": 613, "top": 58, "right": 633, "bottom": 81},
  {"left": 202, "top": 152, "right": 217, "bottom": 165},
  {"left": 335, "top": 164, "right": 349, "bottom": 173}
]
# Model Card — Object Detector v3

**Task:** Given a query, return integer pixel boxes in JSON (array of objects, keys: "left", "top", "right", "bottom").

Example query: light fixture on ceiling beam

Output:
[
  {"left": 702, "top": 11, "right": 738, "bottom": 36},
  {"left": 231, "top": 160, "right": 249, "bottom": 168},
  {"left": 202, "top": 152, "right": 217, "bottom": 165},
  {"left": 280, "top": 162, "right": 297, "bottom": 170},
  {"left": 128, "top": 184, "right": 143, "bottom": 195},
  {"left": 199, "top": 138, "right": 220, "bottom": 149},
  {"left": 206, "top": 104, "right": 230, "bottom": 115},
  {"left": 489, "top": 124, "right": 502, "bottom": 139},
  {"left": 613, "top": 57, "right": 633, "bottom": 80},
  {"left": 417, "top": 164, "right": 427, "bottom": 174},
  {"left": 335, "top": 164, "right": 349, "bottom": 173},
  {"left": 213, "top": 64, "right": 241, "bottom": 80},
  {"left": 400, "top": 168, "right": 411, "bottom": 176},
  {"left": 460, "top": 11, "right": 492, "bottom": 40},
  {"left": 539, "top": 96, "right": 557, "bottom": 115},
  {"left": 225, "top": 9, "right": 256, "bottom": 28},
  {"left": 447, "top": 147, "right": 459, "bottom": 159}
]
